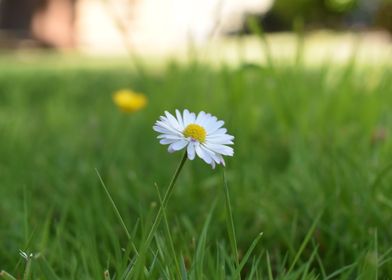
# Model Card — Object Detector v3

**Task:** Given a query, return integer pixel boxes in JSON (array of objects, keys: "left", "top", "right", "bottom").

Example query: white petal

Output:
[
  {"left": 165, "top": 111, "right": 180, "bottom": 130},
  {"left": 187, "top": 142, "right": 196, "bottom": 160},
  {"left": 168, "top": 145, "right": 176, "bottom": 153},
  {"left": 203, "top": 115, "right": 217, "bottom": 130},
  {"left": 153, "top": 125, "right": 177, "bottom": 136},
  {"left": 176, "top": 109, "right": 184, "bottom": 129},
  {"left": 157, "top": 133, "right": 183, "bottom": 139},
  {"left": 195, "top": 111, "right": 208, "bottom": 126},
  {"left": 217, "top": 154, "right": 226, "bottom": 166},
  {"left": 159, "top": 116, "right": 178, "bottom": 131},
  {"left": 155, "top": 121, "right": 182, "bottom": 136},
  {"left": 207, "top": 133, "right": 234, "bottom": 141},
  {"left": 153, "top": 125, "right": 166, "bottom": 133},
  {"left": 169, "top": 140, "right": 188, "bottom": 151},
  {"left": 200, "top": 144, "right": 219, "bottom": 168},
  {"left": 206, "top": 134, "right": 234, "bottom": 145},
  {"left": 201, "top": 145, "right": 220, "bottom": 164},
  {"left": 210, "top": 128, "right": 227, "bottom": 135},
  {"left": 204, "top": 143, "right": 234, "bottom": 156},
  {"left": 196, "top": 144, "right": 212, "bottom": 164},
  {"left": 183, "top": 109, "right": 196, "bottom": 126},
  {"left": 209, "top": 139, "right": 234, "bottom": 145},
  {"left": 159, "top": 115, "right": 168, "bottom": 122},
  {"left": 183, "top": 109, "right": 191, "bottom": 126},
  {"left": 160, "top": 138, "right": 177, "bottom": 145},
  {"left": 157, "top": 118, "right": 179, "bottom": 132},
  {"left": 201, "top": 146, "right": 226, "bottom": 168},
  {"left": 205, "top": 119, "right": 224, "bottom": 134}
]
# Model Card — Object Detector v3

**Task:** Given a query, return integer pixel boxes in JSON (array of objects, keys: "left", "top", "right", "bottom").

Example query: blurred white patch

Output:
[{"left": 76, "top": 0, "right": 273, "bottom": 54}]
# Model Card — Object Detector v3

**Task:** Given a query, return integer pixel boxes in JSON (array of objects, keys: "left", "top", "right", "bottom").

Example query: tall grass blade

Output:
[
  {"left": 235, "top": 232, "right": 263, "bottom": 275},
  {"left": 266, "top": 251, "right": 273, "bottom": 280},
  {"left": 313, "top": 240, "right": 327, "bottom": 279},
  {"left": 246, "top": 255, "right": 262, "bottom": 280},
  {"left": 286, "top": 212, "right": 322, "bottom": 275},
  {"left": 23, "top": 185, "right": 29, "bottom": 246},
  {"left": 194, "top": 202, "right": 216, "bottom": 279},
  {"left": 222, "top": 169, "right": 240, "bottom": 278},
  {"left": 300, "top": 244, "right": 319, "bottom": 279},
  {"left": 375, "top": 229, "right": 379, "bottom": 280},
  {"left": 180, "top": 254, "right": 188, "bottom": 280},
  {"left": 325, "top": 263, "right": 357, "bottom": 280},
  {"left": 37, "top": 257, "right": 60, "bottom": 280},
  {"left": 95, "top": 168, "right": 132, "bottom": 240}
]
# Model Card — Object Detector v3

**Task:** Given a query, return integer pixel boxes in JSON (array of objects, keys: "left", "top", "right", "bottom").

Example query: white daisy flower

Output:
[{"left": 153, "top": 109, "right": 234, "bottom": 168}]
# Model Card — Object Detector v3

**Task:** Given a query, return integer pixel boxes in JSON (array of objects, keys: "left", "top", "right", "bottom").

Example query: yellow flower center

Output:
[{"left": 183, "top": 124, "right": 206, "bottom": 143}]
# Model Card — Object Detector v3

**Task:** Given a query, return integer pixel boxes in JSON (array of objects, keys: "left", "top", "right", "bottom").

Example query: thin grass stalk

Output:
[
  {"left": 223, "top": 169, "right": 240, "bottom": 278},
  {"left": 23, "top": 185, "right": 29, "bottom": 246},
  {"left": 286, "top": 212, "right": 322, "bottom": 275},
  {"left": 96, "top": 169, "right": 132, "bottom": 240}
]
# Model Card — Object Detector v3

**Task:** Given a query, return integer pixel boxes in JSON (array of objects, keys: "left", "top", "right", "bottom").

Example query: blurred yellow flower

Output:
[{"left": 113, "top": 89, "right": 147, "bottom": 113}]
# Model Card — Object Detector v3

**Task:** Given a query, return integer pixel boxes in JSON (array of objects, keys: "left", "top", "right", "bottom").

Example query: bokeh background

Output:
[{"left": 0, "top": 0, "right": 391, "bottom": 55}]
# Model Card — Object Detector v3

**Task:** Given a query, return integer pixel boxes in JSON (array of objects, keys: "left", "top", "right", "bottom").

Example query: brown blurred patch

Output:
[
  {"left": 31, "top": 0, "right": 76, "bottom": 48},
  {"left": 0, "top": 0, "right": 76, "bottom": 48}
]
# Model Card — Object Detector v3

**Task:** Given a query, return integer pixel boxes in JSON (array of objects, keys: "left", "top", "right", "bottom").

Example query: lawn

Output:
[{"left": 0, "top": 47, "right": 392, "bottom": 279}]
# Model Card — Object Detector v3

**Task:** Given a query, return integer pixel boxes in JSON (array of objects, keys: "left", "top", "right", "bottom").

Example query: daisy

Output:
[{"left": 153, "top": 110, "right": 234, "bottom": 168}]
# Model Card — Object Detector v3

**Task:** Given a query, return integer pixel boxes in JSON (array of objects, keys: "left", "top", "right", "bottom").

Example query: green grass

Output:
[{"left": 0, "top": 50, "right": 392, "bottom": 279}]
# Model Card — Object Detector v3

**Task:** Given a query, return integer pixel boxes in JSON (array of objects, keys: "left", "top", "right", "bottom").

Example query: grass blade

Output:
[
  {"left": 180, "top": 254, "right": 188, "bottom": 280},
  {"left": 266, "top": 251, "right": 273, "bottom": 280},
  {"left": 223, "top": 169, "right": 240, "bottom": 278},
  {"left": 286, "top": 212, "right": 322, "bottom": 275},
  {"left": 95, "top": 168, "right": 131, "bottom": 240},
  {"left": 0, "top": 271, "right": 17, "bottom": 280},
  {"left": 235, "top": 232, "right": 263, "bottom": 275},
  {"left": 37, "top": 257, "right": 60, "bottom": 280},
  {"left": 194, "top": 201, "right": 216, "bottom": 279}
]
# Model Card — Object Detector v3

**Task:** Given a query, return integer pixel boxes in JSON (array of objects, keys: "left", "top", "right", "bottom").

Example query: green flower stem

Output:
[
  {"left": 134, "top": 151, "right": 187, "bottom": 278},
  {"left": 144, "top": 151, "right": 187, "bottom": 249}
]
